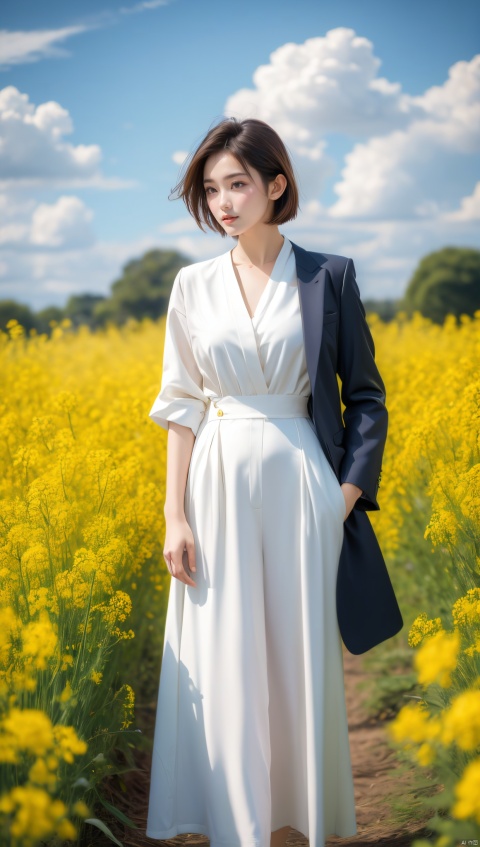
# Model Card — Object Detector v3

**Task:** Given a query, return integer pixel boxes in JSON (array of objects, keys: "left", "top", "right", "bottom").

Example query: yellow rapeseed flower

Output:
[
  {"left": 21, "top": 610, "right": 59, "bottom": 671},
  {"left": 441, "top": 690, "right": 480, "bottom": 750},
  {"left": 464, "top": 634, "right": 480, "bottom": 657},
  {"left": 0, "top": 708, "right": 54, "bottom": 759},
  {"left": 414, "top": 629, "right": 461, "bottom": 688},
  {"left": 28, "top": 757, "right": 58, "bottom": 789},
  {"left": 408, "top": 612, "right": 443, "bottom": 647},
  {"left": 59, "top": 680, "right": 73, "bottom": 703},
  {"left": 72, "top": 799, "right": 90, "bottom": 818},
  {"left": 452, "top": 588, "right": 480, "bottom": 628},
  {"left": 2, "top": 306, "right": 476, "bottom": 844},
  {"left": 415, "top": 741, "right": 437, "bottom": 766},
  {"left": 2, "top": 785, "right": 75, "bottom": 843},
  {"left": 60, "top": 653, "right": 74, "bottom": 670},
  {"left": 51, "top": 724, "right": 87, "bottom": 763},
  {"left": 0, "top": 606, "right": 22, "bottom": 668},
  {"left": 121, "top": 683, "right": 135, "bottom": 729},
  {"left": 388, "top": 702, "right": 437, "bottom": 746},
  {"left": 451, "top": 758, "right": 480, "bottom": 824}
]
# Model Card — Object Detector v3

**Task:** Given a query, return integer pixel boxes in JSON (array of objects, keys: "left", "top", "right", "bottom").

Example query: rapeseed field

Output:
[{"left": 0, "top": 309, "right": 478, "bottom": 845}]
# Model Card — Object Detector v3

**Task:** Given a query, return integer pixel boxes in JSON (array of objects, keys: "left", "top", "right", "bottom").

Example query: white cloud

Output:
[
  {"left": 0, "top": 193, "right": 96, "bottom": 249},
  {"left": 330, "top": 55, "right": 480, "bottom": 219},
  {"left": 1, "top": 28, "right": 479, "bottom": 311},
  {"left": 0, "top": 86, "right": 137, "bottom": 190},
  {"left": 0, "top": 4, "right": 171, "bottom": 69},
  {"left": 1, "top": 205, "right": 478, "bottom": 311},
  {"left": 0, "top": 26, "right": 87, "bottom": 69},
  {"left": 119, "top": 0, "right": 170, "bottom": 14},
  {"left": 223, "top": 32, "right": 480, "bottom": 224},
  {"left": 159, "top": 233, "right": 227, "bottom": 262},
  {"left": 172, "top": 150, "right": 188, "bottom": 165},
  {"left": 0, "top": 86, "right": 103, "bottom": 184},
  {"left": 285, "top": 214, "right": 480, "bottom": 300},
  {"left": 412, "top": 57, "right": 480, "bottom": 153},
  {"left": 444, "top": 181, "right": 480, "bottom": 221},
  {"left": 226, "top": 28, "right": 416, "bottom": 139},
  {"left": 224, "top": 28, "right": 423, "bottom": 201},
  {"left": 0, "top": 229, "right": 227, "bottom": 310},
  {"left": 31, "top": 196, "right": 95, "bottom": 248},
  {"left": 0, "top": 234, "right": 157, "bottom": 307},
  {"left": 0, "top": 222, "right": 29, "bottom": 246},
  {"left": 158, "top": 216, "right": 199, "bottom": 234},
  {"left": 0, "top": 191, "right": 36, "bottom": 218},
  {"left": 0, "top": 191, "right": 36, "bottom": 245}
]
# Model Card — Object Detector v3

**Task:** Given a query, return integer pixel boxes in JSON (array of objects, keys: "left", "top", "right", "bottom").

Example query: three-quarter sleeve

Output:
[{"left": 149, "top": 268, "right": 208, "bottom": 436}]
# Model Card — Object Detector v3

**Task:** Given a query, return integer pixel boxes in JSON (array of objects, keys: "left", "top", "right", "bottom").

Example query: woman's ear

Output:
[{"left": 269, "top": 173, "right": 287, "bottom": 200}]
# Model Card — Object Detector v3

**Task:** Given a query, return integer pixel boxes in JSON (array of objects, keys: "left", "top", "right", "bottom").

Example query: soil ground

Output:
[{"left": 87, "top": 649, "right": 433, "bottom": 847}]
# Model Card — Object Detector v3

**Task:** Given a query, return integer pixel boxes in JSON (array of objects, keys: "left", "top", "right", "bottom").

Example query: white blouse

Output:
[{"left": 149, "top": 235, "right": 311, "bottom": 432}]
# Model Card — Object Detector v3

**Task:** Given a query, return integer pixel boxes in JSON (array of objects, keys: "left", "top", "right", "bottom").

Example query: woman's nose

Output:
[{"left": 219, "top": 192, "right": 232, "bottom": 209}]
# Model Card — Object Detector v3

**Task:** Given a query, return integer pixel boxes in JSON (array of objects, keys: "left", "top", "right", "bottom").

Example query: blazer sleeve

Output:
[
  {"left": 149, "top": 268, "right": 208, "bottom": 436},
  {"left": 337, "top": 258, "right": 388, "bottom": 510}
]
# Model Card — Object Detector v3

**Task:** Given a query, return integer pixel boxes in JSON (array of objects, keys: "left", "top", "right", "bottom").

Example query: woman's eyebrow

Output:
[{"left": 203, "top": 172, "right": 249, "bottom": 184}]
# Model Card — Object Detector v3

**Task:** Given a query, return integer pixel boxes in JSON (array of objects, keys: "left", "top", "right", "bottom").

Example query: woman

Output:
[{"left": 146, "top": 117, "right": 392, "bottom": 847}]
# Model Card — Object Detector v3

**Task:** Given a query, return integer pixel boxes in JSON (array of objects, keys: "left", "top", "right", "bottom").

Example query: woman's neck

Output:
[{"left": 232, "top": 226, "right": 284, "bottom": 267}]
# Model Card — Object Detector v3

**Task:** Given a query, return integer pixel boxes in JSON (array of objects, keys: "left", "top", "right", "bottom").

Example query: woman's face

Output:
[{"left": 203, "top": 150, "right": 280, "bottom": 236}]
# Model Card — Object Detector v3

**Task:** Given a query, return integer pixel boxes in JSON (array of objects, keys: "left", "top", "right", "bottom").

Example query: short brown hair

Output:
[{"left": 170, "top": 117, "right": 300, "bottom": 236}]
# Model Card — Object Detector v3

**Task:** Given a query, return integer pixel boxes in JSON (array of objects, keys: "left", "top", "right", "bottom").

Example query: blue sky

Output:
[{"left": 1, "top": 0, "right": 479, "bottom": 309}]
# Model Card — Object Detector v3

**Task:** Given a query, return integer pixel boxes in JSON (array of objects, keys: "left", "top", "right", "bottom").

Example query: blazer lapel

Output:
[{"left": 290, "top": 239, "right": 328, "bottom": 398}]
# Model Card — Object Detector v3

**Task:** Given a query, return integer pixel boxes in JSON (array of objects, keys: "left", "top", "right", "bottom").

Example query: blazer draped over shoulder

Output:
[{"left": 291, "top": 240, "right": 403, "bottom": 654}]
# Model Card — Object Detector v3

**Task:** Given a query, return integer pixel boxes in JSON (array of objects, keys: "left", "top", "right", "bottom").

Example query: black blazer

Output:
[{"left": 290, "top": 239, "right": 404, "bottom": 654}]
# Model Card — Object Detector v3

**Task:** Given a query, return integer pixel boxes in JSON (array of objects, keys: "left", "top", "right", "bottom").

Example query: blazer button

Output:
[{"left": 217, "top": 409, "right": 224, "bottom": 417}]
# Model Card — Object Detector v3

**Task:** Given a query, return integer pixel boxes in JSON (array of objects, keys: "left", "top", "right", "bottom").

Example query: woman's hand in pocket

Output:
[
  {"left": 340, "top": 482, "right": 363, "bottom": 520},
  {"left": 163, "top": 517, "right": 197, "bottom": 587}
]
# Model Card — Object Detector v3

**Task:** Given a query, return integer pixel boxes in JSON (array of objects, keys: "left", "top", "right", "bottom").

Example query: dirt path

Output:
[
  {"left": 91, "top": 649, "right": 432, "bottom": 847},
  {"left": 324, "top": 649, "right": 431, "bottom": 847}
]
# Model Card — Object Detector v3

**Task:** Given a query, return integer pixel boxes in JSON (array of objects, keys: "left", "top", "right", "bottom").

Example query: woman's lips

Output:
[{"left": 222, "top": 216, "right": 237, "bottom": 224}]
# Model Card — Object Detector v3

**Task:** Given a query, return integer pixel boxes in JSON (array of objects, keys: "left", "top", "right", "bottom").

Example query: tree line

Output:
[{"left": 1, "top": 245, "right": 479, "bottom": 334}]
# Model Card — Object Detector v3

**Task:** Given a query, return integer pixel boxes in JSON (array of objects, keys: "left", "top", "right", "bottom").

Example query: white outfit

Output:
[{"left": 146, "top": 236, "right": 357, "bottom": 847}]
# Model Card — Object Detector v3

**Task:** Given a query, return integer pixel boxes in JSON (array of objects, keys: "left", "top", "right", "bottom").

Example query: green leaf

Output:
[
  {"left": 84, "top": 818, "right": 124, "bottom": 846},
  {"left": 96, "top": 795, "right": 139, "bottom": 828}
]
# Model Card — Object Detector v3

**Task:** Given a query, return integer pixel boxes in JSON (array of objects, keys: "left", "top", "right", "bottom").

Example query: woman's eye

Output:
[
  {"left": 232, "top": 182, "right": 245, "bottom": 188},
  {"left": 205, "top": 187, "right": 216, "bottom": 194}
]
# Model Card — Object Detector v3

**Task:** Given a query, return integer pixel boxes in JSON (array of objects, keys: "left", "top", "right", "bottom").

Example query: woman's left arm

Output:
[{"left": 337, "top": 258, "right": 388, "bottom": 512}]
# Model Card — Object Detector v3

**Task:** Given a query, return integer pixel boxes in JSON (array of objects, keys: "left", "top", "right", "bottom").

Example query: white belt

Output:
[
  {"left": 204, "top": 393, "right": 310, "bottom": 424},
  {"left": 201, "top": 394, "right": 310, "bottom": 509}
]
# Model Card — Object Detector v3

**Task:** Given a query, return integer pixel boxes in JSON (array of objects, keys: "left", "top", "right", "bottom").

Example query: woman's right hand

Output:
[{"left": 163, "top": 517, "right": 197, "bottom": 587}]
